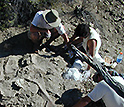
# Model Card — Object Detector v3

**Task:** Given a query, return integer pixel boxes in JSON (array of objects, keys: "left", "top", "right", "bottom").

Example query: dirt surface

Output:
[{"left": 0, "top": 0, "right": 124, "bottom": 107}]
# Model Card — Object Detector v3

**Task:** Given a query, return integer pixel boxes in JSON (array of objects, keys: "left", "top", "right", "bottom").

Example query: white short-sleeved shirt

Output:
[
  {"left": 88, "top": 76, "right": 124, "bottom": 107},
  {"left": 31, "top": 11, "right": 66, "bottom": 35}
]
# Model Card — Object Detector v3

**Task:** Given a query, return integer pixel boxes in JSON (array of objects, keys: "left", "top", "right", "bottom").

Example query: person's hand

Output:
[
  {"left": 47, "top": 30, "right": 51, "bottom": 34},
  {"left": 46, "top": 30, "right": 51, "bottom": 38}
]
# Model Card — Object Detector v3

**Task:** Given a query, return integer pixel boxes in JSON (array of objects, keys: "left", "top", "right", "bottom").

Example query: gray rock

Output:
[{"left": 0, "top": 0, "right": 123, "bottom": 107}]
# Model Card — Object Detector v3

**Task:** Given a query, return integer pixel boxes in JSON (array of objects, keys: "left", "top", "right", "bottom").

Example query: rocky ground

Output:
[{"left": 0, "top": 0, "right": 124, "bottom": 107}]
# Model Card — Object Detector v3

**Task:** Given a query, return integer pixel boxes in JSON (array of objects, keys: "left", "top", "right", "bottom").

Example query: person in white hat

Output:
[{"left": 29, "top": 9, "right": 69, "bottom": 52}]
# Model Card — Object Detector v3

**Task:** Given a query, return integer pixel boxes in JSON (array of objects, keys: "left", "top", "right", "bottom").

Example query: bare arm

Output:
[
  {"left": 87, "top": 39, "right": 97, "bottom": 57},
  {"left": 87, "top": 39, "right": 97, "bottom": 70},
  {"left": 61, "top": 33, "right": 70, "bottom": 44},
  {"left": 72, "top": 96, "right": 91, "bottom": 107},
  {"left": 69, "top": 34, "right": 84, "bottom": 44},
  {"left": 30, "top": 24, "right": 48, "bottom": 33},
  {"left": 69, "top": 34, "right": 77, "bottom": 43},
  {"left": 71, "top": 37, "right": 83, "bottom": 45}
]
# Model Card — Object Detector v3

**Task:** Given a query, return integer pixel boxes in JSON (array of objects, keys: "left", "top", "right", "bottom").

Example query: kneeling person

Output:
[{"left": 29, "top": 9, "right": 69, "bottom": 52}]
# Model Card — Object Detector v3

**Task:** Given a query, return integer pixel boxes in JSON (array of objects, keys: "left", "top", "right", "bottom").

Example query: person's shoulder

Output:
[
  {"left": 89, "top": 27, "right": 98, "bottom": 34},
  {"left": 89, "top": 27, "right": 95, "bottom": 30},
  {"left": 99, "top": 80, "right": 106, "bottom": 84},
  {"left": 98, "top": 80, "right": 108, "bottom": 87},
  {"left": 89, "top": 27, "right": 101, "bottom": 40},
  {"left": 36, "top": 11, "right": 44, "bottom": 15},
  {"left": 56, "top": 23, "right": 64, "bottom": 29},
  {"left": 58, "top": 23, "right": 63, "bottom": 27}
]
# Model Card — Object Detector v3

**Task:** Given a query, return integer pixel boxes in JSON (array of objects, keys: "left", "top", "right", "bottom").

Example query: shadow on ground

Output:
[
  {"left": 55, "top": 88, "right": 83, "bottom": 107},
  {"left": 0, "top": 31, "right": 72, "bottom": 67},
  {"left": 55, "top": 88, "right": 106, "bottom": 107},
  {"left": 0, "top": 31, "right": 34, "bottom": 58}
]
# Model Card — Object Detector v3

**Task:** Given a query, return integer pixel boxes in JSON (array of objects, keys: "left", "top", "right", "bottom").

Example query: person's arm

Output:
[
  {"left": 69, "top": 34, "right": 77, "bottom": 43},
  {"left": 87, "top": 39, "right": 97, "bottom": 57},
  {"left": 55, "top": 24, "right": 69, "bottom": 45},
  {"left": 72, "top": 96, "right": 91, "bottom": 107},
  {"left": 71, "top": 37, "right": 83, "bottom": 45},
  {"left": 61, "top": 33, "right": 70, "bottom": 44},
  {"left": 87, "top": 39, "right": 97, "bottom": 70},
  {"left": 30, "top": 24, "right": 48, "bottom": 33}
]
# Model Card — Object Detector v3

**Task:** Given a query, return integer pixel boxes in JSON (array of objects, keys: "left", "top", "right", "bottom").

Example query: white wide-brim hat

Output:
[{"left": 42, "top": 9, "right": 61, "bottom": 27}]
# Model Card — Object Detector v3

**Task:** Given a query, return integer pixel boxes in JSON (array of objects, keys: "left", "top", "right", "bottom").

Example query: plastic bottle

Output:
[{"left": 116, "top": 52, "right": 123, "bottom": 63}]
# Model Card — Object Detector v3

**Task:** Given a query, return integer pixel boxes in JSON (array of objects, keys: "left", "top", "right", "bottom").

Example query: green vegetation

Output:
[{"left": 0, "top": 0, "right": 67, "bottom": 30}]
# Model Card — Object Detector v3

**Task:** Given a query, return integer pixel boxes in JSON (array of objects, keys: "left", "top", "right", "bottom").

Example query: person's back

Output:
[
  {"left": 88, "top": 76, "right": 124, "bottom": 107},
  {"left": 69, "top": 23, "right": 105, "bottom": 70}
]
